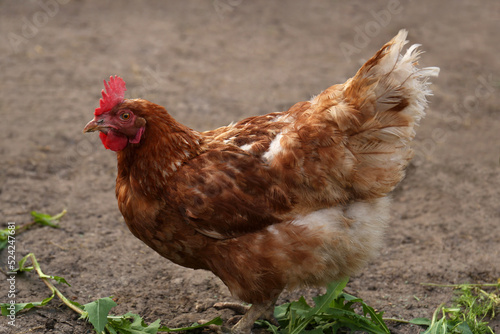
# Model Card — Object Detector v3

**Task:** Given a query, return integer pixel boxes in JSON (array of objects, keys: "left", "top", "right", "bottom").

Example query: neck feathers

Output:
[{"left": 116, "top": 104, "right": 202, "bottom": 197}]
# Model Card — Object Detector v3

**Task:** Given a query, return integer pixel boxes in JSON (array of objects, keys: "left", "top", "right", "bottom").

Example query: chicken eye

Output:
[{"left": 121, "top": 113, "right": 131, "bottom": 120}]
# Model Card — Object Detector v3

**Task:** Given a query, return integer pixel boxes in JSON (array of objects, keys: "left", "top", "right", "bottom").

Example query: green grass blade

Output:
[
  {"left": 359, "top": 300, "right": 390, "bottom": 333},
  {"left": 267, "top": 277, "right": 395, "bottom": 334},
  {"left": 285, "top": 278, "right": 348, "bottom": 334},
  {"left": 321, "top": 307, "right": 388, "bottom": 334},
  {"left": 309, "top": 278, "right": 349, "bottom": 315},
  {"left": 410, "top": 317, "right": 432, "bottom": 326}
]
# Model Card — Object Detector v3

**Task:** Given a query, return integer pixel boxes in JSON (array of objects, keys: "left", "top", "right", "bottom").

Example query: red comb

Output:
[{"left": 94, "top": 76, "right": 127, "bottom": 116}]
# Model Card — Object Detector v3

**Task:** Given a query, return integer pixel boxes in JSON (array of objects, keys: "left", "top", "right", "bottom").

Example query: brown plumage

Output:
[{"left": 84, "top": 30, "right": 439, "bottom": 333}]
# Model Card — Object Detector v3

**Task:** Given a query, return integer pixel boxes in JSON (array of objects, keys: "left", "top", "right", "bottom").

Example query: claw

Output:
[
  {"left": 214, "top": 302, "right": 250, "bottom": 315},
  {"left": 214, "top": 299, "right": 278, "bottom": 334}
]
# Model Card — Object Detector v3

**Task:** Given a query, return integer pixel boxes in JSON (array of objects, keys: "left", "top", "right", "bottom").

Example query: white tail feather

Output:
[{"left": 343, "top": 29, "right": 439, "bottom": 197}]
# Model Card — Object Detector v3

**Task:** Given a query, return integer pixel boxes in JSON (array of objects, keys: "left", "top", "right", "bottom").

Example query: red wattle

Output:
[{"left": 99, "top": 131, "right": 129, "bottom": 151}]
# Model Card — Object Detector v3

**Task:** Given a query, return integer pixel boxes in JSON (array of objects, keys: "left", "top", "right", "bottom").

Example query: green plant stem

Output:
[
  {"left": 422, "top": 283, "right": 500, "bottom": 288},
  {"left": 16, "top": 221, "right": 40, "bottom": 233},
  {"left": 23, "top": 253, "right": 84, "bottom": 315},
  {"left": 17, "top": 209, "right": 67, "bottom": 233},
  {"left": 9, "top": 253, "right": 222, "bottom": 334}
]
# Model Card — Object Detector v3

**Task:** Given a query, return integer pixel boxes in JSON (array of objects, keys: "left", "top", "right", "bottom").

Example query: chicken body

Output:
[{"left": 85, "top": 30, "right": 438, "bottom": 333}]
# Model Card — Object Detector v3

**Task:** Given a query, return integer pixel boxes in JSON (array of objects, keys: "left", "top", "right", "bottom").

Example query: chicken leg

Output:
[
  {"left": 230, "top": 299, "right": 277, "bottom": 334},
  {"left": 215, "top": 296, "right": 279, "bottom": 334}
]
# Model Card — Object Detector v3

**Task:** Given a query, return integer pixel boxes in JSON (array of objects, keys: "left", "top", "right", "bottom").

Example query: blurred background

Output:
[{"left": 1, "top": 1, "right": 499, "bottom": 333}]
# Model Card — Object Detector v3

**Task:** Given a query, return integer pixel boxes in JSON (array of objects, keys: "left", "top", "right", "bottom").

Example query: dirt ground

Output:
[{"left": 1, "top": 1, "right": 499, "bottom": 333}]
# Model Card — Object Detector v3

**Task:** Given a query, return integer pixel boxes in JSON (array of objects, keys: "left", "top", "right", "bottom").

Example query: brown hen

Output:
[{"left": 84, "top": 30, "right": 439, "bottom": 333}]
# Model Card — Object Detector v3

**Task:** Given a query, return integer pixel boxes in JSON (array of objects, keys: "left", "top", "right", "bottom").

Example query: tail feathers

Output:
[
  {"left": 343, "top": 30, "right": 439, "bottom": 197},
  {"left": 348, "top": 29, "right": 439, "bottom": 125}
]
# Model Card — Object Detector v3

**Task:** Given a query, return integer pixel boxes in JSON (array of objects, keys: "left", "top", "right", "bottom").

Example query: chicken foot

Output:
[{"left": 214, "top": 297, "right": 279, "bottom": 333}]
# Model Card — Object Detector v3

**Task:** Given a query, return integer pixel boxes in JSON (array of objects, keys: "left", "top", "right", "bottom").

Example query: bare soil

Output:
[{"left": 1, "top": 1, "right": 499, "bottom": 333}]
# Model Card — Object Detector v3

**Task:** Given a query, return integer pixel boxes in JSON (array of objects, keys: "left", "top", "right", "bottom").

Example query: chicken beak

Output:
[{"left": 83, "top": 117, "right": 103, "bottom": 133}]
